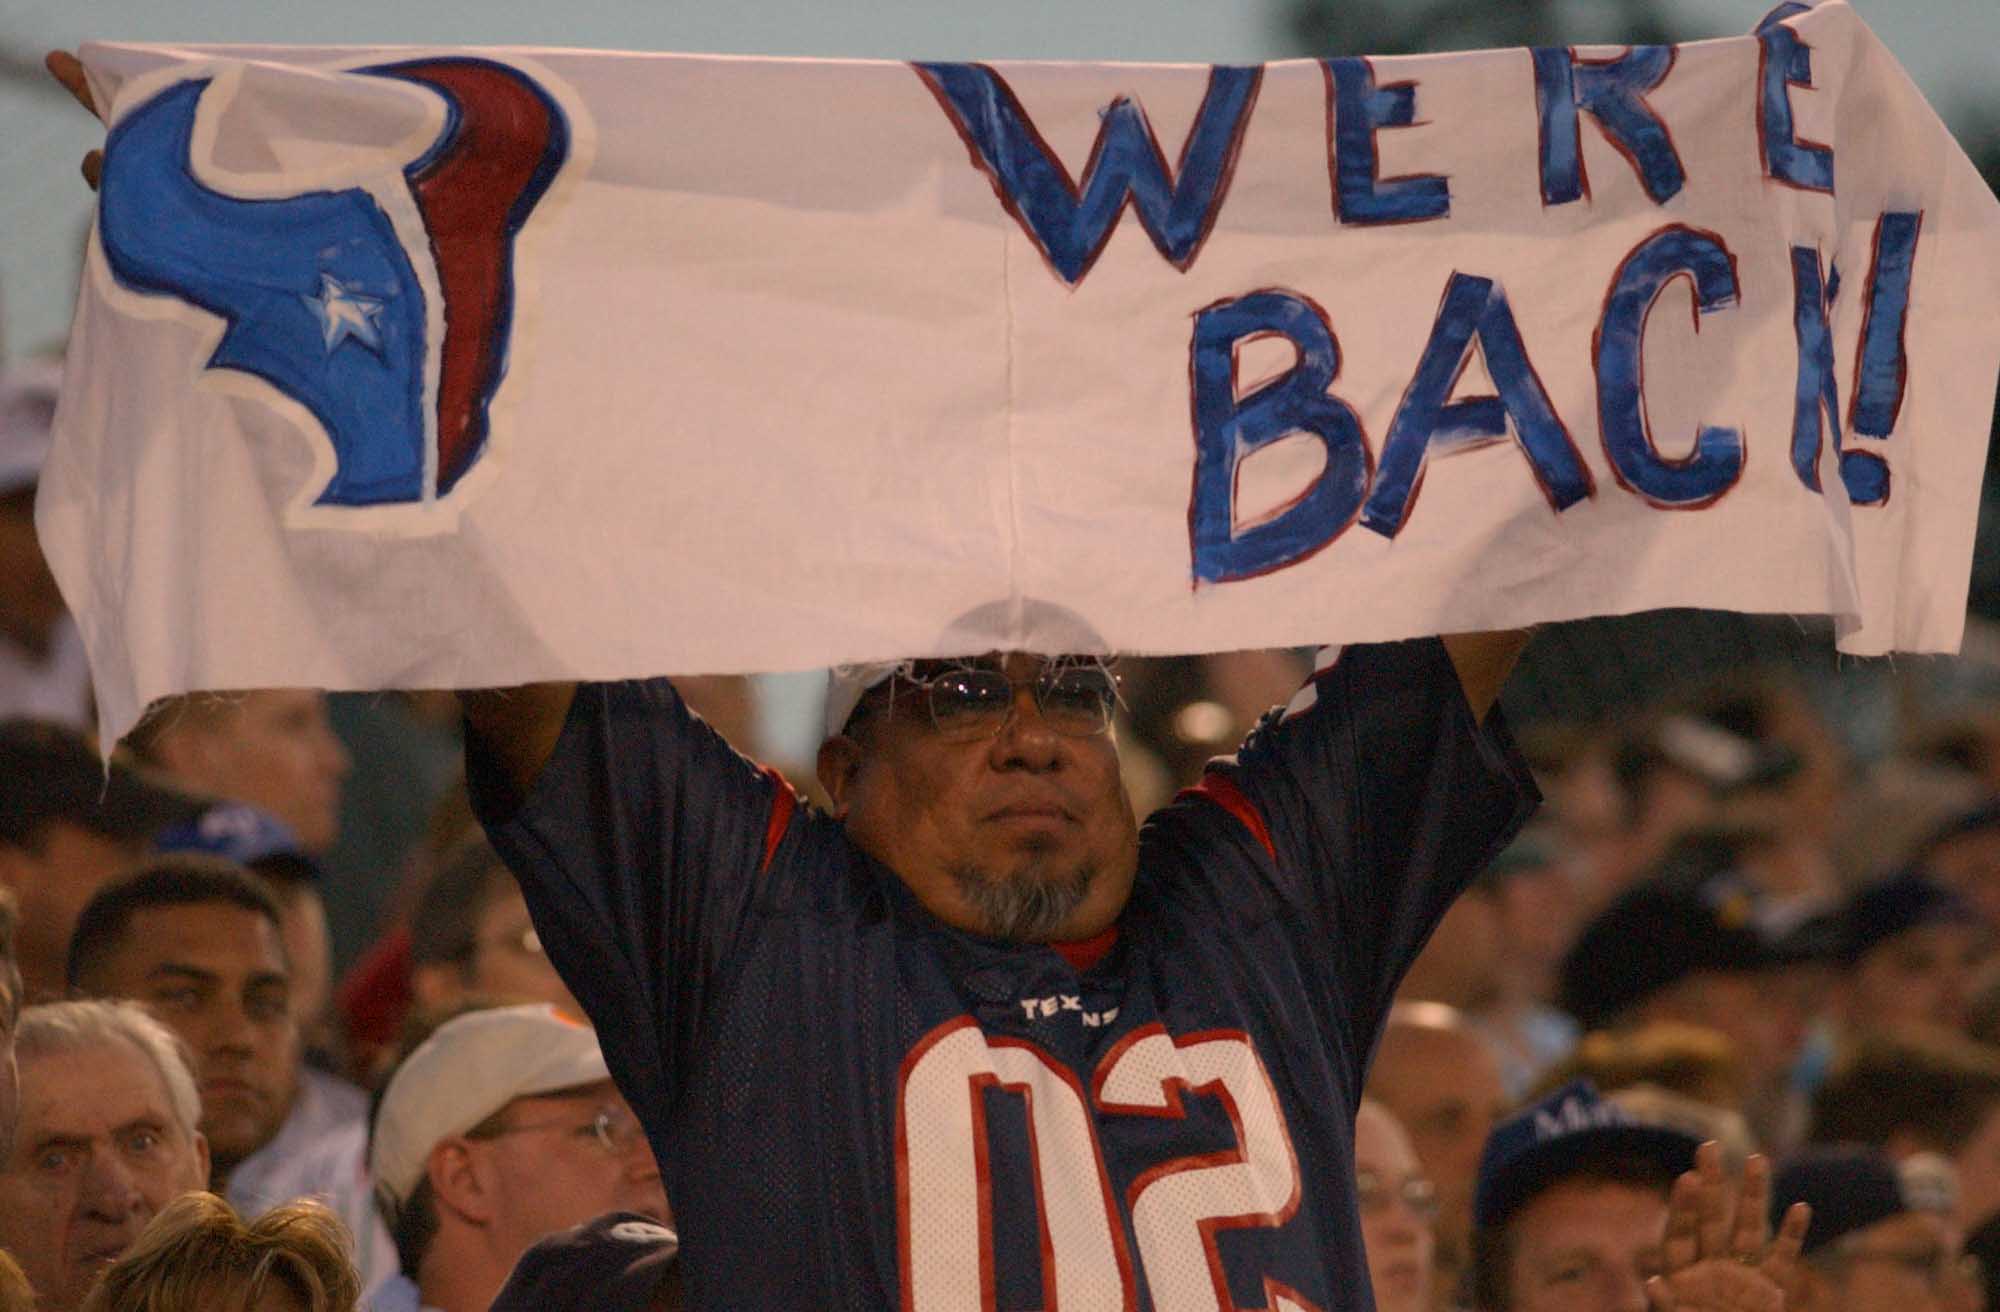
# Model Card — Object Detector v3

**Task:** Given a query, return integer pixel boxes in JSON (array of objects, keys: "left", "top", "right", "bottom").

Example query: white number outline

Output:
[{"left": 896, "top": 1016, "right": 1326, "bottom": 1311}]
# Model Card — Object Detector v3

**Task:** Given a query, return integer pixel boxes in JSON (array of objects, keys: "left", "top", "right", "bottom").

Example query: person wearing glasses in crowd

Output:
[
  {"left": 1356, "top": 1098, "right": 1439, "bottom": 1312},
  {"left": 1770, "top": 1147, "right": 1975, "bottom": 1312},
  {"left": 366, "top": 1004, "right": 668, "bottom": 1312},
  {"left": 406, "top": 834, "right": 582, "bottom": 1019},
  {"left": 446, "top": 605, "right": 1537, "bottom": 1307}
]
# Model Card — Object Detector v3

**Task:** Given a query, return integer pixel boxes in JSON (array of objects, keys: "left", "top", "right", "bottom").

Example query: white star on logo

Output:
[{"left": 301, "top": 273, "right": 386, "bottom": 355}]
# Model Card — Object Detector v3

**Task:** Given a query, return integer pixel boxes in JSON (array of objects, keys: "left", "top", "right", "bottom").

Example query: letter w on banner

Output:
[{"left": 42, "top": 0, "right": 2000, "bottom": 743}]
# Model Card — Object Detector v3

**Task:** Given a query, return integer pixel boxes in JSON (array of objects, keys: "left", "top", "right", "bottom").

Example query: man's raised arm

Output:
[{"left": 458, "top": 684, "right": 576, "bottom": 805}]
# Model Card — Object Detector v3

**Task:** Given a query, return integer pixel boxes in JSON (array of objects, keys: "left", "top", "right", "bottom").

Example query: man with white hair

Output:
[{"left": 0, "top": 999, "right": 209, "bottom": 1311}]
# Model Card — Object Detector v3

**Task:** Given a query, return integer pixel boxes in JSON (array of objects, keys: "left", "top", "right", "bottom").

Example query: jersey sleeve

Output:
[
  {"left": 1181, "top": 638, "right": 1538, "bottom": 1050},
  {"left": 466, "top": 678, "right": 789, "bottom": 1125}
]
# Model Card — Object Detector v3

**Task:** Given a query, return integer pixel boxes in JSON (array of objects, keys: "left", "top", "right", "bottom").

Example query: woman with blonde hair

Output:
[{"left": 78, "top": 1192, "right": 357, "bottom": 1312}]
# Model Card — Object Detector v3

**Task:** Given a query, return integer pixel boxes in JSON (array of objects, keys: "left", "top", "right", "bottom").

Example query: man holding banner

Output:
[{"left": 36, "top": 0, "right": 2000, "bottom": 1299}]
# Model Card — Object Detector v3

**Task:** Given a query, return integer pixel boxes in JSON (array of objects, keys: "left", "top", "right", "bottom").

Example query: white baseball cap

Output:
[
  {"left": 822, "top": 661, "right": 904, "bottom": 739},
  {"left": 370, "top": 1003, "right": 611, "bottom": 1212},
  {"left": 0, "top": 358, "right": 61, "bottom": 496}
]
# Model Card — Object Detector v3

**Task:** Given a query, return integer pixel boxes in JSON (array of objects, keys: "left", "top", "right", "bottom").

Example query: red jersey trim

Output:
[
  {"left": 1181, "top": 773, "right": 1276, "bottom": 863},
  {"left": 759, "top": 767, "right": 797, "bottom": 874},
  {"left": 1052, "top": 926, "right": 1119, "bottom": 973}
]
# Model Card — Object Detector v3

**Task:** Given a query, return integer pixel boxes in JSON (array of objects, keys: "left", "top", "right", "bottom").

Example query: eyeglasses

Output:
[
  {"left": 471, "top": 1104, "right": 646, "bottom": 1156},
  {"left": 886, "top": 661, "right": 1120, "bottom": 744},
  {"left": 1355, "top": 1168, "right": 1439, "bottom": 1221}
]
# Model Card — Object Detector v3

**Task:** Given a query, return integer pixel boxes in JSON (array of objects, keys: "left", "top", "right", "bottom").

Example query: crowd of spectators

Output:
[{"left": 5, "top": 320, "right": 2000, "bottom": 1312}]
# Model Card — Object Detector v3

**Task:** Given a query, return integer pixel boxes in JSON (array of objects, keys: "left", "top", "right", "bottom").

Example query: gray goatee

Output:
[{"left": 949, "top": 858, "right": 1098, "bottom": 942}]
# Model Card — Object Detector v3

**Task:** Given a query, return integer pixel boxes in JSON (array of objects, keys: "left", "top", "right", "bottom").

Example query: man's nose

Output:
[
  {"left": 79, "top": 1151, "right": 144, "bottom": 1221},
  {"left": 989, "top": 684, "right": 1063, "bottom": 768}
]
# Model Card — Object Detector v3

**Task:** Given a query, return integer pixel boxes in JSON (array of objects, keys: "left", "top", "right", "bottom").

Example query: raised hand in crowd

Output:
[{"left": 1644, "top": 1144, "right": 1807, "bottom": 1312}]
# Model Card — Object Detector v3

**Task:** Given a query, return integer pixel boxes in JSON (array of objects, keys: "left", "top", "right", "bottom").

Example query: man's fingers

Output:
[
  {"left": 45, "top": 51, "right": 100, "bottom": 119},
  {"left": 1770, "top": 1200, "right": 1808, "bottom": 1261},
  {"left": 1728, "top": 1153, "right": 1771, "bottom": 1258},
  {"left": 1645, "top": 1274, "right": 1678, "bottom": 1312},
  {"left": 82, "top": 150, "right": 103, "bottom": 192},
  {"left": 1662, "top": 1169, "right": 1704, "bottom": 1273},
  {"left": 1760, "top": 1201, "right": 1812, "bottom": 1304},
  {"left": 1693, "top": 1142, "right": 1732, "bottom": 1259}
]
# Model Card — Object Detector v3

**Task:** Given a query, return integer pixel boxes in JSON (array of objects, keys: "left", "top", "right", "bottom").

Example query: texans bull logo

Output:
[{"left": 96, "top": 58, "right": 571, "bottom": 508}]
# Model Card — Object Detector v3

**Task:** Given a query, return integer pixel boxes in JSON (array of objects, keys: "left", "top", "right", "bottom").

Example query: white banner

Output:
[{"left": 44, "top": 1, "right": 2000, "bottom": 744}]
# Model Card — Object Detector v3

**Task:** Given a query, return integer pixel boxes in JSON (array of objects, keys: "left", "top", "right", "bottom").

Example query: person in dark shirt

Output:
[{"left": 456, "top": 631, "right": 1536, "bottom": 1307}]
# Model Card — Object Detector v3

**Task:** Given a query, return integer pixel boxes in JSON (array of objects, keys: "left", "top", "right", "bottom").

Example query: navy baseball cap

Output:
[
  {"left": 1837, "top": 870, "right": 1982, "bottom": 964},
  {"left": 0, "top": 718, "right": 208, "bottom": 846},
  {"left": 1772, "top": 1146, "right": 1955, "bottom": 1255},
  {"left": 1558, "top": 868, "right": 1833, "bottom": 1030},
  {"left": 489, "top": 1211, "right": 679, "bottom": 1312},
  {"left": 155, "top": 802, "right": 320, "bottom": 884},
  {"left": 1474, "top": 1081, "right": 1702, "bottom": 1230}
]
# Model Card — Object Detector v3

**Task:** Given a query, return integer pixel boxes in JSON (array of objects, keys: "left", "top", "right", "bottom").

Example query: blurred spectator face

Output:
[
  {"left": 1488, "top": 856, "right": 1582, "bottom": 1004},
  {"left": 1402, "top": 892, "right": 1503, "bottom": 1010},
  {"left": 1952, "top": 1104, "right": 2000, "bottom": 1234},
  {"left": 453, "top": 1080, "right": 669, "bottom": 1259},
  {"left": 1927, "top": 827, "right": 2000, "bottom": 936},
  {"left": 145, "top": 691, "right": 350, "bottom": 854},
  {"left": 0, "top": 1010, "right": 14, "bottom": 1167},
  {"left": 411, "top": 877, "right": 580, "bottom": 1018},
  {"left": 1804, "top": 1212, "right": 1961, "bottom": 1312},
  {"left": 1848, "top": 923, "right": 1990, "bottom": 1035},
  {"left": 1500, "top": 1175, "right": 1665, "bottom": 1312},
  {"left": 1636, "top": 968, "right": 1809, "bottom": 1115},
  {"left": 0, "top": 1039, "right": 209, "bottom": 1312},
  {"left": 0, "top": 487, "right": 65, "bottom": 656},
  {"left": 0, "top": 823, "right": 147, "bottom": 1001},
  {"left": 466, "top": 888, "right": 576, "bottom": 1013},
  {"left": 1369, "top": 1010, "right": 1506, "bottom": 1271},
  {"left": 1356, "top": 1100, "right": 1436, "bottom": 1312},
  {"left": 79, "top": 900, "right": 296, "bottom": 1179}
]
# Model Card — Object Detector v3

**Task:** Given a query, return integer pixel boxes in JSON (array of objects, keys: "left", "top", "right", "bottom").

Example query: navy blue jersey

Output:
[{"left": 470, "top": 638, "right": 1536, "bottom": 1310}]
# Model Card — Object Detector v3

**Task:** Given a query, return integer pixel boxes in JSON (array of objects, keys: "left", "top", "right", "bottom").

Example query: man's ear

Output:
[
  {"left": 427, "top": 1138, "right": 496, "bottom": 1225},
  {"left": 191, "top": 1130, "right": 211, "bottom": 1191},
  {"left": 817, "top": 736, "right": 865, "bottom": 818}
]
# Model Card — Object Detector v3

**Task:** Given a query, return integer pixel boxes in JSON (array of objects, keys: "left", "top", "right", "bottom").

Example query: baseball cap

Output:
[
  {"left": 1837, "top": 870, "right": 1982, "bottom": 964},
  {"left": 1557, "top": 867, "right": 1833, "bottom": 1030},
  {"left": 489, "top": 1211, "right": 679, "bottom": 1312},
  {"left": 819, "top": 598, "right": 1114, "bottom": 739},
  {"left": 370, "top": 1003, "right": 611, "bottom": 1213},
  {"left": 1772, "top": 1146, "right": 1956, "bottom": 1255},
  {"left": 0, "top": 718, "right": 209, "bottom": 847},
  {"left": 1474, "top": 1080, "right": 1702, "bottom": 1230},
  {"left": 155, "top": 802, "right": 321, "bottom": 885},
  {"left": 823, "top": 661, "right": 904, "bottom": 739},
  {"left": 0, "top": 358, "right": 60, "bottom": 496}
]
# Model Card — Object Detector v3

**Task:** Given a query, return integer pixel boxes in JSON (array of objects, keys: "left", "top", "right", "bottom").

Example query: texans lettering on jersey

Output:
[{"left": 470, "top": 638, "right": 1535, "bottom": 1309}]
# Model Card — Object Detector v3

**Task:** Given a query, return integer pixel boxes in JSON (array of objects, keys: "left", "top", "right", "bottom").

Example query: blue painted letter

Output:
[
  {"left": 1850, "top": 211, "right": 1921, "bottom": 439},
  {"left": 1594, "top": 225, "right": 1744, "bottom": 508},
  {"left": 1190, "top": 291, "right": 1371, "bottom": 582},
  {"left": 1363, "top": 273, "right": 1593, "bottom": 538},
  {"left": 1325, "top": 58, "right": 1450, "bottom": 226},
  {"left": 916, "top": 62, "right": 1261, "bottom": 286},
  {"left": 1531, "top": 46, "right": 1685, "bottom": 205},
  {"left": 1757, "top": 3, "right": 1834, "bottom": 193}
]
